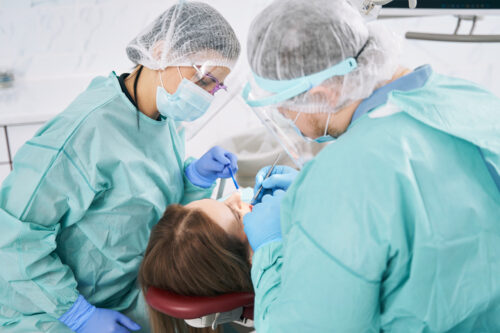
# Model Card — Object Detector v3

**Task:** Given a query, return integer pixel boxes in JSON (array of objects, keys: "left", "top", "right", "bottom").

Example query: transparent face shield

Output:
[
  {"left": 249, "top": 103, "right": 322, "bottom": 169},
  {"left": 173, "top": 62, "right": 232, "bottom": 137},
  {"left": 242, "top": 57, "right": 359, "bottom": 169}
]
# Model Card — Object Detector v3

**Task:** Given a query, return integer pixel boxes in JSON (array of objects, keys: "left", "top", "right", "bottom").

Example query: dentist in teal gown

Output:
[
  {"left": 242, "top": 0, "right": 500, "bottom": 332},
  {"left": 0, "top": 2, "right": 241, "bottom": 332}
]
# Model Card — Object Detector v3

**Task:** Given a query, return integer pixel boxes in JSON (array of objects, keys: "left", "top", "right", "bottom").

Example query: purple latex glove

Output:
[
  {"left": 186, "top": 146, "right": 238, "bottom": 188},
  {"left": 243, "top": 190, "right": 285, "bottom": 251},
  {"left": 253, "top": 165, "right": 298, "bottom": 204},
  {"left": 58, "top": 295, "right": 141, "bottom": 333}
]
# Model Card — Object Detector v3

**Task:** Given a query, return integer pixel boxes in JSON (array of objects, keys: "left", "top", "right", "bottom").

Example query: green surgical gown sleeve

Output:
[
  {"left": 252, "top": 239, "right": 382, "bottom": 332},
  {"left": 251, "top": 105, "right": 500, "bottom": 332},
  {"left": 251, "top": 72, "right": 500, "bottom": 332},
  {"left": 180, "top": 157, "right": 215, "bottom": 205},
  {"left": 0, "top": 141, "right": 97, "bottom": 318},
  {"left": 248, "top": 125, "right": 404, "bottom": 332},
  {"left": 250, "top": 143, "right": 393, "bottom": 332}
]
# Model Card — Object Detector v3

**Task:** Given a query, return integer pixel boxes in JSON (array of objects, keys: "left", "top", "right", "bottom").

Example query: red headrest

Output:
[{"left": 145, "top": 287, "right": 254, "bottom": 320}]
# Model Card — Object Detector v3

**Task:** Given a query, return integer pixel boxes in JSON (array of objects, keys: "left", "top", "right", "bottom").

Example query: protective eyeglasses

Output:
[{"left": 191, "top": 65, "right": 227, "bottom": 95}]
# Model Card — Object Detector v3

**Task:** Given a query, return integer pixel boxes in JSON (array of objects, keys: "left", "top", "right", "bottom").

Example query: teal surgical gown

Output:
[
  {"left": 0, "top": 72, "right": 213, "bottom": 332},
  {"left": 251, "top": 69, "right": 500, "bottom": 332}
]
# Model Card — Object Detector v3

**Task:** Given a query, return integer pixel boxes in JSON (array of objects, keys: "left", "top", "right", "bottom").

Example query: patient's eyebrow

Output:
[{"left": 225, "top": 203, "right": 241, "bottom": 224}]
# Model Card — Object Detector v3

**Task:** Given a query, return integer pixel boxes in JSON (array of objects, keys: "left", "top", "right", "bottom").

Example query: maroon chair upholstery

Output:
[{"left": 145, "top": 287, "right": 254, "bottom": 320}]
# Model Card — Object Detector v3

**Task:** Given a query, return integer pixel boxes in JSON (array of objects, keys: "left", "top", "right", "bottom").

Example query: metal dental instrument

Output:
[
  {"left": 251, "top": 153, "right": 281, "bottom": 204},
  {"left": 216, "top": 178, "right": 226, "bottom": 200}
]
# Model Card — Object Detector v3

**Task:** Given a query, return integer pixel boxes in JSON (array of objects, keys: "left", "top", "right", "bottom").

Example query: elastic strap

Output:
[
  {"left": 133, "top": 65, "right": 144, "bottom": 129},
  {"left": 323, "top": 112, "right": 332, "bottom": 136},
  {"left": 133, "top": 65, "right": 143, "bottom": 108},
  {"left": 355, "top": 39, "right": 369, "bottom": 61}
]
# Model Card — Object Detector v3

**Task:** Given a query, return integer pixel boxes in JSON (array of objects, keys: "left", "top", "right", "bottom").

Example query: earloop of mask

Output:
[{"left": 324, "top": 113, "right": 332, "bottom": 137}]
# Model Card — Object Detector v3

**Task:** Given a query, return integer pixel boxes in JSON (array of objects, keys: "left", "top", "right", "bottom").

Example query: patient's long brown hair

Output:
[{"left": 139, "top": 204, "right": 253, "bottom": 333}]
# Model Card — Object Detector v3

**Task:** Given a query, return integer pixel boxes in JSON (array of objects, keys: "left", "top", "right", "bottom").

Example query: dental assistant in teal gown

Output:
[
  {"left": 242, "top": 0, "right": 500, "bottom": 332},
  {"left": 0, "top": 2, "right": 241, "bottom": 332}
]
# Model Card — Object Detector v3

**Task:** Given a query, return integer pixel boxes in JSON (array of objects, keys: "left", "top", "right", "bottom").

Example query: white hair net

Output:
[
  {"left": 247, "top": 0, "right": 401, "bottom": 113},
  {"left": 126, "top": 1, "right": 240, "bottom": 70}
]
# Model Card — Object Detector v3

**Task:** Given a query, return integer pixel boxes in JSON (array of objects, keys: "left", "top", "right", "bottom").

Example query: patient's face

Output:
[{"left": 185, "top": 192, "right": 251, "bottom": 243}]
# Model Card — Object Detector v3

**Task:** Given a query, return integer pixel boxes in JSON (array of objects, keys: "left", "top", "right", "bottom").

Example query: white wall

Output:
[
  {"left": 1, "top": 0, "right": 499, "bottom": 185},
  {"left": 0, "top": 0, "right": 269, "bottom": 78},
  {"left": 382, "top": 15, "right": 500, "bottom": 94},
  {"left": 0, "top": 0, "right": 269, "bottom": 184}
]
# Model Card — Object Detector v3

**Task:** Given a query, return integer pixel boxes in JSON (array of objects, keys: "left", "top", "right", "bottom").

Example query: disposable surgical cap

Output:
[
  {"left": 126, "top": 1, "right": 240, "bottom": 70},
  {"left": 247, "top": 0, "right": 401, "bottom": 113}
]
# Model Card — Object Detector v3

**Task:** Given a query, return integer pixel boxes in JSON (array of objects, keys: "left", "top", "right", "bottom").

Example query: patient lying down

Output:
[{"left": 139, "top": 192, "right": 254, "bottom": 333}]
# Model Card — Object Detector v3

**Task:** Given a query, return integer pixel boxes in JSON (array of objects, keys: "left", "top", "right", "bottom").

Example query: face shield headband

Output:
[
  {"left": 241, "top": 38, "right": 370, "bottom": 108},
  {"left": 242, "top": 57, "right": 357, "bottom": 108}
]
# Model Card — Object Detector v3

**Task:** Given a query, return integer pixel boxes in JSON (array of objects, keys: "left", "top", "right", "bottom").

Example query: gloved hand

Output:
[
  {"left": 58, "top": 295, "right": 141, "bottom": 333},
  {"left": 185, "top": 146, "right": 238, "bottom": 188},
  {"left": 243, "top": 190, "right": 285, "bottom": 251},
  {"left": 253, "top": 165, "right": 298, "bottom": 204}
]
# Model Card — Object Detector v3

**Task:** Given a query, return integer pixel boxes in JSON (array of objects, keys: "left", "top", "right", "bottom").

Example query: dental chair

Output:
[{"left": 145, "top": 286, "right": 255, "bottom": 330}]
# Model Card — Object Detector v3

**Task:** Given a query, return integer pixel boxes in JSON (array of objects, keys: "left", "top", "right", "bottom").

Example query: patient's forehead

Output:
[
  {"left": 185, "top": 199, "right": 237, "bottom": 234},
  {"left": 186, "top": 198, "right": 223, "bottom": 211}
]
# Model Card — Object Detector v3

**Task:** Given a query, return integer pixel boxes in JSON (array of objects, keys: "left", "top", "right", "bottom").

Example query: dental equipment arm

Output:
[{"left": 352, "top": 0, "right": 417, "bottom": 16}]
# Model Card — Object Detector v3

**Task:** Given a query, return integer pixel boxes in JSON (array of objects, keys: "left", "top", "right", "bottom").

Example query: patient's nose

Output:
[{"left": 224, "top": 191, "right": 242, "bottom": 206}]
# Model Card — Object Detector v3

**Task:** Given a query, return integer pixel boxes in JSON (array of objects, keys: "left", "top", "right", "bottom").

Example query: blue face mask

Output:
[
  {"left": 313, "top": 134, "right": 335, "bottom": 143},
  {"left": 288, "top": 112, "right": 335, "bottom": 143},
  {"left": 156, "top": 73, "right": 214, "bottom": 122}
]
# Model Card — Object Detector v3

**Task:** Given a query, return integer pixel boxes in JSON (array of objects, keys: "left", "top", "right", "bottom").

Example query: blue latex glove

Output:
[
  {"left": 185, "top": 146, "right": 238, "bottom": 188},
  {"left": 58, "top": 295, "right": 141, "bottom": 333},
  {"left": 253, "top": 165, "right": 298, "bottom": 204},
  {"left": 243, "top": 190, "right": 285, "bottom": 251}
]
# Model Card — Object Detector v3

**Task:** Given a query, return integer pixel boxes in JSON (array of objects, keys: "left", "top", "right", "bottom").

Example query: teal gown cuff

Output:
[{"left": 251, "top": 240, "right": 283, "bottom": 289}]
